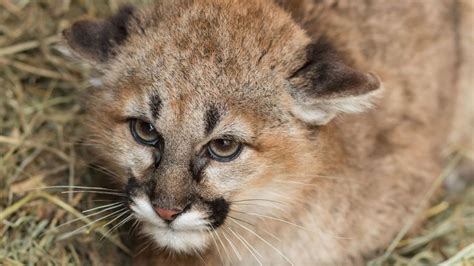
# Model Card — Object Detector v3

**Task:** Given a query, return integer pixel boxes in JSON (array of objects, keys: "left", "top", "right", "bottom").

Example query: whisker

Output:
[
  {"left": 230, "top": 227, "right": 263, "bottom": 259},
  {"left": 231, "top": 210, "right": 313, "bottom": 233},
  {"left": 231, "top": 199, "right": 285, "bottom": 205},
  {"left": 273, "top": 180, "right": 320, "bottom": 187},
  {"left": 32, "top": 185, "right": 123, "bottom": 192},
  {"left": 274, "top": 172, "right": 349, "bottom": 181},
  {"left": 206, "top": 227, "right": 224, "bottom": 263},
  {"left": 210, "top": 225, "right": 231, "bottom": 261},
  {"left": 131, "top": 219, "right": 142, "bottom": 236},
  {"left": 231, "top": 202, "right": 287, "bottom": 213},
  {"left": 228, "top": 215, "right": 255, "bottom": 227},
  {"left": 83, "top": 201, "right": 123, "bottom": 213},
  {"left": 229, "top": 218, "right": 294, "bottom": 266},
  {"left": 230, "top": 212, "right": 285, "bottom": 242},
  {"left": 104, "top": 213, "right": 133, "bottom": 237},
  {"left": 88, "top": 164, "right": 123, "bottom": 180},
  {"left": 230, "top": 202, "right": 267, "bottom": 207},
  {"left": 100, "top": 210, "right": 131, "bottom": 240},
  {"left": 53, "top": 203, "right": 125, "bottom": 230},
  {"left": 57, "top": 207, "right": 128, "bottom": 240},
  {"left": 233, "top": 210, "right": 350, "bottom": 240},
  {"left": 222, "top": 228, "right": 242, "bottom": 261},
  {"left": 261, "top": 227, "right": 282, "bottom": 243},
  {"left": 61, "top": 191, "right": 127, "bottom": 197},
  {"left": 195, "top": 249, "right": 208, "bottom": 266},
  {"left": 134, "top": 240, "right": 154, "bottom": 258},
  {"left": 227, "top": 226, "right": 263, "bottom": 265}
]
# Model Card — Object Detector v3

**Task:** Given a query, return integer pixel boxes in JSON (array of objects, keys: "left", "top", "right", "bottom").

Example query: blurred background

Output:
[{"left": 0, "top": 0, "right": 472, "bottom": 265}]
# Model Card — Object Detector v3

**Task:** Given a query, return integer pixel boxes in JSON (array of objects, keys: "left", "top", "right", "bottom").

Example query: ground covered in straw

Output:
[{"left": 0, "top": 1, "right": 473, "bottom": 265}]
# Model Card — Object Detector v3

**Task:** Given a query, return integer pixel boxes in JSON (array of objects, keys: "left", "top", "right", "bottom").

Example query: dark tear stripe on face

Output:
[
  {"left": 189, "top": 155, "right": 209, "bottom": 183},
  {"left": 205, "top": 105, "right": 221, "bottom": 135},
  {"left": 149, "top": 93, "right": 162, "bottom": 120}
]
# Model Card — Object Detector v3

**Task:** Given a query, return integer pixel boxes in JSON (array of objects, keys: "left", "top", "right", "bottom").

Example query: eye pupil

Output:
[
  {"left": 142, "top": 123, "right": 154, "bottom": 133},
  {"left": 217, "top": 139, "right": 228, "bottom": 147}
]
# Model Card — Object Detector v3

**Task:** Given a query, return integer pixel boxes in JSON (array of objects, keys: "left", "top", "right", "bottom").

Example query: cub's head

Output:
[{"left": 65, "top": 0, "right": 381, "bottom": 254}]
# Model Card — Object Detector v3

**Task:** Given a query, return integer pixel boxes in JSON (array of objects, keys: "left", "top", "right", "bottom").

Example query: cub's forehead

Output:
[
  {"left": 114, "top": 77, "right": 286, "bottom": 126},
  {"left": 103, "top": 0, "right": 309, "bottom": 92}
]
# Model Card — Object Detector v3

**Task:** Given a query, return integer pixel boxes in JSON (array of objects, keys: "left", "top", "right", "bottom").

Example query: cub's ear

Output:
[
  {"left": 288, "top": 38, "right": 382, "bottom": 125},
  {"left": 63, "top": 5, "right": 135, "bottom": 64}
]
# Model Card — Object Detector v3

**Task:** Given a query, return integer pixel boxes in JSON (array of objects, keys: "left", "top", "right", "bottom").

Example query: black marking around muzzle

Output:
[
  {"left": 206, "top": 197, "right": 229, "bottom": 228},
  {"left": 126, "top": 176, "right": 156, "bottom": 199}
]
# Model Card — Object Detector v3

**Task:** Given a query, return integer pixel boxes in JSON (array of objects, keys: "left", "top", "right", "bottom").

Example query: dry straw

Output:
[{"left": 0, "top": 0, "right": 472, "bottom": 265}]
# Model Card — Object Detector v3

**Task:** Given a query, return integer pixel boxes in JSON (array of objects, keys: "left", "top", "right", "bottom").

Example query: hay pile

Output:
[{"left": 0, "top": 1, "right": 472, "bottom": 265}]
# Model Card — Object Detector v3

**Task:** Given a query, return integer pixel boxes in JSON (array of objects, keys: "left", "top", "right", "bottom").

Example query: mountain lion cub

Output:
[{"left": 64, "top": 0, "right": 468, "bottom": 264}]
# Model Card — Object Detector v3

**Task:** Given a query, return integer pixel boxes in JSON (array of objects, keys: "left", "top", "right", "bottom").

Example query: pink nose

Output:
[{"left": 154, "top": 207, "right": 182, "bottom": 221}]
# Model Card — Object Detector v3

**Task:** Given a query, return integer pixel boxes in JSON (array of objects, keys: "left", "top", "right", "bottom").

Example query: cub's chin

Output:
[{"left": 141, "top": 223, "right": 211, "bottom": 253}]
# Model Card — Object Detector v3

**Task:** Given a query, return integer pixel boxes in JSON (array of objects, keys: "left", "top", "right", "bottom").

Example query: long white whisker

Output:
[
  {"left": 61, "top": 191, "right": 127, "bottom": 197},
  {"left": 227, "top": 226, "right": 263, "bottom": 265},
  {"left": 234, "top": 210, "right": 350, "bottom": 240},
  {"left": 228, "top": 215, "right": 281, "bottom": 252},
  {"left": 34, "top": 185, "right": 122, "bottom": 192},
  {"left": 53, "top": 203, "right": 125, "bottom": 230},
  {"left": 232, "top": 199, "right": 285, "bottom": 205},
  {"left": 231, "top": 210, "right": 310, "bottom": 233},
  {"left": 273, "top": 173, "right": 349, "bottom": 182},
  {"left": 228, "top": 215, "right": 255, "bottom": 227},
  {"left": 261, "top": 227, "right": 282, "bottom": 242},
  {"left": 87, "top": 164, "right": 123, "bottom": 180},
  {"left": 233, "top": 228, "right": 263, "bottom": 259},
  {"left": 230, "top": 218, "right": 294, "bottom": 266},
  {"left": 134, "top": 241, "right": 154, "bottom": 258},
  {"left": 57, "top": 207, "right": 128, "bottom": 240},
  {"left": 211, "top": 225, "right": 231, "bottom": 261},
  {"left": 230, "top": 202, "right": 267, "bottom": 207},
  {"left": 107, "top": 214, "right": 133, "bottom": 236},
  {"left": 100, "top": 210, "right": 131, "bottom": 240},
  {"left": 207, "top": 227, "right": 223, "bottom": 263},
  {"left": 222, "top": 228, "right": 242, "bottom": 261},
  {"left": 83, "top": 202, "right": 123, "bottom": 213},
  {"left": 195, "top": 249, "right": 208, "bottom": 266},
  {"left": 231, "top": 202, "right": 287, "bottom": 213},
  {"left": 273, "top": 180, "right": 320, "bottom": 187},
  {"left": 131, "top": 219, "right": 142, "bottom": 236}
]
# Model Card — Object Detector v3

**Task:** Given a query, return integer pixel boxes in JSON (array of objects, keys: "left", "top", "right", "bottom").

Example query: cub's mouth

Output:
[{"left": 125, "top": 178, "right": 230, "bottom": 253}]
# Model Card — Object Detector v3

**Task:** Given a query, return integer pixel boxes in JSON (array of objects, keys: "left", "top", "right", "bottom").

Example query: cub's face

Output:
[{"left": 65, "top": 0, "right": 380, "bottom": 254}]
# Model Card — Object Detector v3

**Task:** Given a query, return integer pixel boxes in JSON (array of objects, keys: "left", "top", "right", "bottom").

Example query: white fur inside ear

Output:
[
  {"left": 54, "top": 44, "right": 74, "bottom": 58},
  {"left": 291, "top": 87, "right": 383, "bottom": 125},
  {"left": 55, "top": 44, "right": 104, "bottom": 87}
]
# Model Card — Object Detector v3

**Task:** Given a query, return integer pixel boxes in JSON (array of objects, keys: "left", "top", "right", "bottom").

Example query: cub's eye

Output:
[
  {"left": 208, "top": 139, "right": 242, "bottom": 162},
  {"left": 130, "top": 119, "right": 159, "bottom": 145}
]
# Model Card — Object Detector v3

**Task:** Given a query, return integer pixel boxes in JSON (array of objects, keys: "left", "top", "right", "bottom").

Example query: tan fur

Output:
[{"left": 65, "top": 0, "right": 469, "bottom": 265}]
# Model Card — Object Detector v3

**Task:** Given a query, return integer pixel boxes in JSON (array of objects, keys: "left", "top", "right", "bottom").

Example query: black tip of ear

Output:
[
  {"left": 109, "top": 4, "right": 136, "bottom": 42},
  {"left": 63, "top": 20, "right": 109, "bottom": 62},
  {"left": 289, "top": 36, "right": 381, "bottom": 99},
  {"left": 63, "top": 5, "right": 136, "bottom": 63}
]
